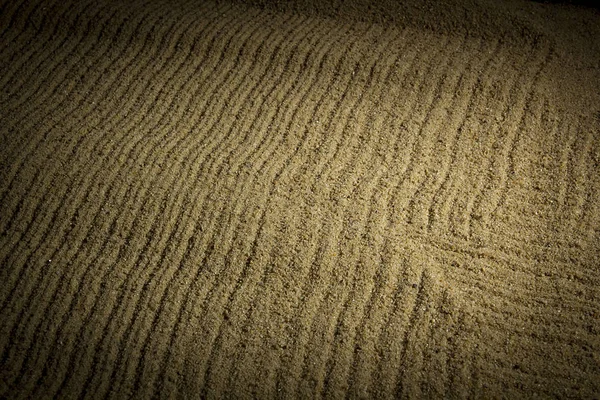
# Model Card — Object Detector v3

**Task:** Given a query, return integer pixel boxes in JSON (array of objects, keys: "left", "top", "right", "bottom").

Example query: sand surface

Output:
[{"left": 1, "top": 0, "right": 599, "bottom": 397}]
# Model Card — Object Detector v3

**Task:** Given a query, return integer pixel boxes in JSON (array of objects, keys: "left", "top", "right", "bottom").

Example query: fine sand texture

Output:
[{"left": 1, "top": 0, "right": 599, "bottom": 398}]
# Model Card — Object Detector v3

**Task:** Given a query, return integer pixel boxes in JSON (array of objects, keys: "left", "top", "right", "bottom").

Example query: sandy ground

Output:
[{"left": 0, "top": 0, "right": 599, "bottom": 398}]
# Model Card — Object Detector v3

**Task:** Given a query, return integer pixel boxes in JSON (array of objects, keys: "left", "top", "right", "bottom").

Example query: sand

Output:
[{"left": 0, "top": 0, "right": 599, "bottom": 397}]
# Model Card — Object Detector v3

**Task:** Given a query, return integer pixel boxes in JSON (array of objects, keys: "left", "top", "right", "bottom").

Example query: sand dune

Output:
[{"left": 1, "top": 0, "right": 599, "bottom": 397}]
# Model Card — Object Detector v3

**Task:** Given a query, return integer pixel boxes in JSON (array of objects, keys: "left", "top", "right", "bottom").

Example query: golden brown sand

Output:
[{"left": 1, "top": 0, "right": 599, "bottom": 397}]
